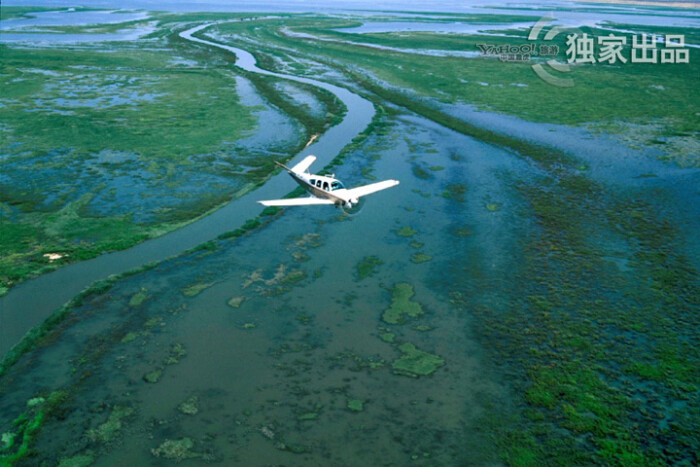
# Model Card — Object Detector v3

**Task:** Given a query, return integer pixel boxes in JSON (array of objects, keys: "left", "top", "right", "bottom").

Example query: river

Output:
[
  {"left": 1, "top": 8, "right": 698, "bottom": 465},
  {"left": 0, "top": 22, "right": 375, "bottom": 357}
]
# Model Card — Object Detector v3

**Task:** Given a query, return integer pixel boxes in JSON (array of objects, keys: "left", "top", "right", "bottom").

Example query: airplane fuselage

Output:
[{"left": 287, "top": 170, "right": 356, "bottom": 207}]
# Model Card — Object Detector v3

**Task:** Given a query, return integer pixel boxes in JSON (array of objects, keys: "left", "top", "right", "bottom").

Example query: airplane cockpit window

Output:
[
  {"left": 331, "top": 181, "right": 344, "bottom": 191},
  {"left": 316, "top": 180, "right": 322, "bottom": 188},
  {"left": 323, "top": 181, "right": 329, "bottom": 191},
  {"left": 310, "top": 179, "right": 316, "bottom": 186}
]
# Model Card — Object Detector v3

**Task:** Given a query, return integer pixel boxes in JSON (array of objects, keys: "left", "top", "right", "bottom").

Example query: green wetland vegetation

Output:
[
  {"left": 211, "top": 14, "right": 698, "bottom": 167},
  {"left": 1, "top": 5, "right": 698, "bottom": 466},
  {"left": 0, "top": 14, "right": 345, "bottom": 295}
]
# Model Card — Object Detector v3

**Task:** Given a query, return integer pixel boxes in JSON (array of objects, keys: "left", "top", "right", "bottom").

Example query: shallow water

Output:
[
  {"left": 0, "top": 10, "right": 156, "bottom": 43},
  {"left": 0, "top": 22, "right": 375, "bottom": 357},
  {"left": 0, "top": 9, "right": 149, "bottom": 30},
  {"left": 229, "top": 75, "right": 300, "bottom": 151},
  {"left": 435, "top": 101, "right": 700, "bottom": 269},
  {"left": 1, "top": 6, "right": 698, "bottom": 465},
  {"left": 0, "top": 28, "right": 155, "bottom": 43},
  {"left": 282, "top": 27, "right": 482, "bottom": 57},
  {"left": 337, "top": 20, "right": 537, "bottom": 35},
  {"left": 0, "top": 114, "right": 519, "bottom": 465}
]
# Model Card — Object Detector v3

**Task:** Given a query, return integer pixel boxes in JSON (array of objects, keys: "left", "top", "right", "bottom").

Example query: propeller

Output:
[{"left": 339, "top": 198, "right": 364, "bottom": 217}]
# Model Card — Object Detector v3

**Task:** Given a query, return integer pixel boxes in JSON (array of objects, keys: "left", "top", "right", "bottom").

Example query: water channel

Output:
[{"left": 0, "top": 22, "right": 375, "bottom": 357}]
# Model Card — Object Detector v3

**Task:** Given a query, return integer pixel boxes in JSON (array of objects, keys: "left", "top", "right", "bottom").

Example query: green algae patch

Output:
[
  {"left": 396, "top": 226, "right": 418, "bottom": 237},
  {"left": 296, "top": 313, "right": 313, "bottom": 325},
  {"left": 409, "top": 241, "right": 424, "bottom": 249},
  {"left": 347, "top": 399, "right": 364, "bottom": 412},
  {"left": 164, "top": 343, "right": 187, "bottom": 365},
  {"left": 486, "top": 203, "right": 501, "bottom": 212},
  {"left": 283, "top": 443, "right": 309, "bottom": 454},
  {"left": 144, "top": 317, "right": 163, "bottom": 329},
  {"left": 289, "top": 232, "right": 323, "bottom": 249},
  {"left": 410, "top": 253, "right": 432, "bottom": 264},
  {"left": 441, "top": 183, "right": 467, "bottom": 202},
  {"left": 356, "top": 255, "right": 383, "bottom": 280},
  {"left": 178, "top": 396, "right": 199, "bottom": 416},
  {"left": 181, "top": 282, "right": 214, "bottom": 297},
  {"left": 380, "top": 332, "right": 395, "bottom": 343},
  {"left": 0, "top": 391, "right": 68, "bottom": 465},
  {"left": 382, "top": 283, "right": 423, "bottom": 325},
  {"left": 151, "top": 438, "right": 201, "bottom": 462},
  {"left": 87, "top": 406, "right": 134, "bottom": 443},
  {"left": 57, "top": 451, "right": 95, "bottom": 467},
  {"left": 227, "top": 296, "right": 245, "bottom": 308},
  {"left": 128, "top": 289, "right": 149, "bottom": 307},
  {"left": 1, "top": 432, "right": 14, "bottom": 452},
  {"left": 291, "top": 251, "right": 310, "bottom": 262},
  {"left": 121, "top": 332, "right": 138, "bottom": 344},
  {"left": 0, "top": 404, "right": 44, "bottom": 465},
  {"left": 26, "top": 397, "right": 45, "bottom": 408},
  {"left": 143, "top": 369, "right": 163, "bottom": 384},
  {"left": 412, "top": 165, "right": 430, "bottom": 179},
  {"left": 282, "top": 269, "right": 307, "bottom": 284},
  {"left": 392, "top": 343, "right": 445, "bottom": 377},
  {"left": 298, "top": 412, "right": 318, "bottom": 421}
]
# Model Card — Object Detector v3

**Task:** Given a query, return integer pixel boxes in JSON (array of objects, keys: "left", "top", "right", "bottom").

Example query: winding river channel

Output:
[
  {"left": 0, "top": 23, "right": 375, "bottom": 357},
  {"left": 3, "top": 7, "right": 699, "bottom": 464}
]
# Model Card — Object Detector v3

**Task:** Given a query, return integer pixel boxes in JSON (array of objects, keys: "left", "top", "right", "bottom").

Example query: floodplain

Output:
[{"left": 0, "top": 3, "right": 698, "bottom": 466}]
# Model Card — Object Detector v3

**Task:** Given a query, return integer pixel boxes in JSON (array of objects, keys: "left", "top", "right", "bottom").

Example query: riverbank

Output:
[{"left": 0, "top": 12, "right": 347, "bottom": 297}]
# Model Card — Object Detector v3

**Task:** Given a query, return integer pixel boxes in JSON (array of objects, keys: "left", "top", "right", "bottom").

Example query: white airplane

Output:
[{"left": 258, "top": 155, "right": 399, "bottom": 209}]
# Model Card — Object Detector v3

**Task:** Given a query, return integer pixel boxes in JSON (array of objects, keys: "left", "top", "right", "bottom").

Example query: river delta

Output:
[{"left": 0, "top": 2, "right": 699, "bottom": 466}]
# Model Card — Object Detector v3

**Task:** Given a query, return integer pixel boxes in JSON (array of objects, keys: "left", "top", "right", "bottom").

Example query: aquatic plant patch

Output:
[{"left": 382, "top": 283, "right": 423, "bottom": 325}]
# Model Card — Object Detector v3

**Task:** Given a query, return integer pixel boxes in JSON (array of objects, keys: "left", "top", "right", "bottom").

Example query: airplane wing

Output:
[
  {"left": 342, "top": 179, "right": 400, "bottom": 200},
  {"left": 258, "top": 197, "right": 334, "bottom": 207},
  {"left": 289, "top": 155, "right": 316, "bottom": 174}
]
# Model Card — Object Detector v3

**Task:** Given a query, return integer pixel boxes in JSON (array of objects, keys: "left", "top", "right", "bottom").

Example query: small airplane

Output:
[{"left": 258, "top": 155, "right": 399, "bottom": 209}]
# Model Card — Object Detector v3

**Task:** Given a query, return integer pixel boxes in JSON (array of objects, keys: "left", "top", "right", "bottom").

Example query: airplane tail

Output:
[
  {"left": 292, "top": 155, "right": 316, "bottom": 174},
  {"left": 277, "top": 155, "right": 316, "bottom": 174}
]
